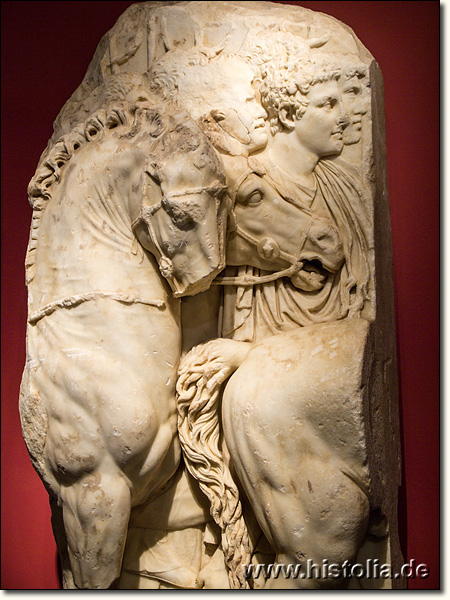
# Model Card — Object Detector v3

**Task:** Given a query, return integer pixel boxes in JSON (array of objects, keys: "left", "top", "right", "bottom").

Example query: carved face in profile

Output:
[
  {"left": 293, "top": 80, "right": 349, "bottom": 158},
  {"left": 210, "top": 84, "right": 268, "bottom": 154},
  {"left": 340, "top": 75, "right": 368, "bottom": 145}
]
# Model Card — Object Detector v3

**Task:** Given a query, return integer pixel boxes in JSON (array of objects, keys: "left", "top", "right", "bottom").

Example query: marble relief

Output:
[{"left": 19, "top": 1, "right": 402, "bottom": 590}]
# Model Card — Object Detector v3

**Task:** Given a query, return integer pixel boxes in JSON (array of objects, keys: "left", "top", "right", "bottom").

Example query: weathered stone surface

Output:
[{"left": 20, "top": 0, "right": 402, "bottom": 590}]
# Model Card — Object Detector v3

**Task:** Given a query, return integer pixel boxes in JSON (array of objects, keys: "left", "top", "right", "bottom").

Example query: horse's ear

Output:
[{"left": 145, "top": 156, "right": 160, "bottom": 183}]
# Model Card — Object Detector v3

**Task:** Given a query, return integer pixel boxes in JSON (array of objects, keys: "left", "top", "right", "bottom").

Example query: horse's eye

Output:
[
  {"left": 240, "top": 189, "right": 263, "bottom": 206},
  {"left": 249, "top": 190, "right": 263, "bottom": 204},
  {"left": 162, "top": 197, "right": 196, "bottom": 230}
]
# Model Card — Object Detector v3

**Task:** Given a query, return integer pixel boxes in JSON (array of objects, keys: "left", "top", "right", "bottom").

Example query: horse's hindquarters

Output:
[{"left": 222, "top": 318, "right": 372, "bottom": 587}]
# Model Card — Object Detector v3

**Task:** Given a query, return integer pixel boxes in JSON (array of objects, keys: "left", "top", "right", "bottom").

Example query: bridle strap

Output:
[
  {"left": 234, "top": 225, "right": 299, "bottom": 266},
  {"left": 131, "top": 203, "right": 167, "bottom": 272},
  {"left": 213, "top": 214, "right": 319, "bottom": 287},
  {"left": 131, "top": 181, "right": 227, "bottom": 230},
  {"left": 163, "top": 182, "right": 227, "bottom": 201},
  {"left": 131, "top": 181, "right": 228, "bottom": 279}
]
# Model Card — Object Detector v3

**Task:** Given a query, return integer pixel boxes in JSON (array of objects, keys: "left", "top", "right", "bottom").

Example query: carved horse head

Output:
[
  {"left": 225, "top": 170, "right": 344, "bottom": 291},
  {"left": 134, "top": 109, "right": 228, "bottom": 297}
]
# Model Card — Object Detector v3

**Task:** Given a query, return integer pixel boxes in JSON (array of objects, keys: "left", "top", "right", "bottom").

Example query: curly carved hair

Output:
[{"left": 260, "top": 59, "right": 341, "bottom": 134}]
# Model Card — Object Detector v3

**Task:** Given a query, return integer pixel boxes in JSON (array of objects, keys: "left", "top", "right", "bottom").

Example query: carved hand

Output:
[{"left": 177, "top": 338, "right": 252, "bottom": 394}]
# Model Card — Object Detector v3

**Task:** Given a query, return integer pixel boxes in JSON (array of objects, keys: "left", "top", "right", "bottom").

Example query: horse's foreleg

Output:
[
  {"left": 59, "top": 470, "right": 131, "bottom": 590},
  {"left": 258, "top": 461, "right": 370, "bottom": 589},
  {"left": 224, "top": 407, "right": 370, "bottom": 589},
  {"left": 49, "top": 493, "right": 76, "bottom": 589}
]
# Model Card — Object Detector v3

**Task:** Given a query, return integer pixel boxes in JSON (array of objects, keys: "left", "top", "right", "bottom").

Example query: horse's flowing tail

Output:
[{"left": 176, "top": 362, "right": 251, "bottom": 589}]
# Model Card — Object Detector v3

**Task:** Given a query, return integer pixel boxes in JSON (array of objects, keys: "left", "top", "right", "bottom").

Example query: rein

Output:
[{"left": 212, "top": 222, "right": 307, "bottom": 286}]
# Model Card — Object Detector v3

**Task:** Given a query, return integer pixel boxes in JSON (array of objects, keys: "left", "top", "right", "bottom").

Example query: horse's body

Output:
[{"left": 20, "top": 103, "right": 226, "bottom": 589}]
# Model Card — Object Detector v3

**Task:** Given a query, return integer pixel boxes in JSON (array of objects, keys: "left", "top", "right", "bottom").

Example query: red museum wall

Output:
[{"left": 1, "top": 1, "right": 439, "bottom": 590}]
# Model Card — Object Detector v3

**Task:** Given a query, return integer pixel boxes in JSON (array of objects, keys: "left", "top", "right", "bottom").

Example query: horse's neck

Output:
[
  {"left": 28, "top": 138, "right": 168, "bottom": 313},
  {"left": 67, "top": 139, "right": 140, "bottom": 223}
]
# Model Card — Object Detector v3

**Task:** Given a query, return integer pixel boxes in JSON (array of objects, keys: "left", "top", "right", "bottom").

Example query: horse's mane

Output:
[{"left": 25, "top": 103, "right": 165, "bottom": 284}]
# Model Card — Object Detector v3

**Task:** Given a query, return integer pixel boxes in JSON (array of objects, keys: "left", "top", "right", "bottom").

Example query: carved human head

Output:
[
  {"left": 339, "top": 65, "right": 368, "bottom": 145},
  {"left": 148, "top": 52, "right": 268, "bottom": 155},
  {"left": 260, "top": 59, "right": 350, "bottom": 158}
]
